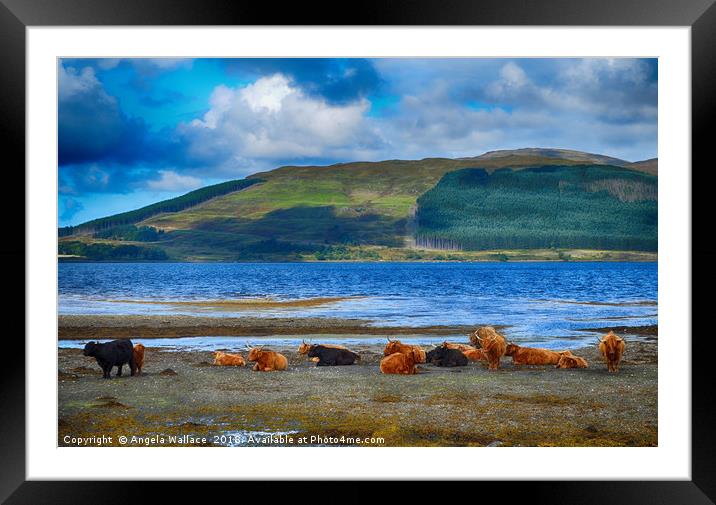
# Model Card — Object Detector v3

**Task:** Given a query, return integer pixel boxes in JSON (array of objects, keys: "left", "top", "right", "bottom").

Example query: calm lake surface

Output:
[{"left": 58, "top": 262, "right": 657, "bottom": 349}]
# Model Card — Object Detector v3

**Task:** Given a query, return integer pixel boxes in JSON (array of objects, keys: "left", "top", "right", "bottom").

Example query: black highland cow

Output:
[
  {"left": 307, "top": 345, "right": 359, "bottom": 366},
  {"left": 83, "top": 339, "right": 137, "bottom": 379},
  {"left": 426, "top": 344, "right": 469, "bottom": 367}
]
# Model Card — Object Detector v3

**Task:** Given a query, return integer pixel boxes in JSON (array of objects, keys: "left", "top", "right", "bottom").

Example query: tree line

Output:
[
  {"left": 59, "top": 178, "right": 262, "bottom": 236},
  {"left": 415, "top": 166, "right": 658, "bottom": 252}
]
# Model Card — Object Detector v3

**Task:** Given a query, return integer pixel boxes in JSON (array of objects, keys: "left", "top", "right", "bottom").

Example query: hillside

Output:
[
  {"left": 626, "top": 158, "right": 658, "bottom": 176},
  {"left": 463, "top": 148, "right": 630, "bottom": 167},
  {"left": 415, "top": 165, "right": 657, "bottom": 252},
  {"left": 58, "top": 149, "right": 658, "bottom": 261}
]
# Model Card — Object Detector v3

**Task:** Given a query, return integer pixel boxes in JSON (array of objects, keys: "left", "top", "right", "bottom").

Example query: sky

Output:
[{"left": 58, "top": 57, "right": 658, "bottom": 226}]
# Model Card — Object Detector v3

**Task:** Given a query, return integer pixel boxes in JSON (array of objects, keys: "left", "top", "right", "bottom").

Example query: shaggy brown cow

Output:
[
  {"left": 442, "top": 342, "right": 475, "bottom": 352},
  {"left": 555, "top": 353, "right": 589, "bottom": 369},
  {"left": 504, "top": 343, "right": 563, "bottom": 366},
  {"left": 383, "top": 338, "right": 426, "bottom": 363},
  {"left": 380, "top": 351, "right": 418, "bottom": 375},
  {"left": 471, "top": 326, "right": 507, "bottom": 370},
  {"left": 213, "top": 351, "right": 246, "bottom": 366},
  {"left": 598, "top": 331, "right": 626, "bottom": 372},
  {"left": 440, "top": 341, "right": 485, "bottom": 361},
  {"left": 298, "top": 340, "right": 352, "bottom": 363},
  {"left": 247, "top": 347, "right": 288, "bottom": 372},
  {"left": 132, "top": 343, "right": 145, "bottom": 375},
  {"left": 462, "top": 348, "right": 486, "bottom": 362}
]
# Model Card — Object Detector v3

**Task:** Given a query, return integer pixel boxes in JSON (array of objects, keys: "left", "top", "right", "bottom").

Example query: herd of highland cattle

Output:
[{"left": 80, "top": 326, "right": 627, "bottom": 379}]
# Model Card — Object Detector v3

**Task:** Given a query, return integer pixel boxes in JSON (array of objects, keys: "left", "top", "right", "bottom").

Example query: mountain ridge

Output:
[{"left": 58, "top": 148, "right": 658, "bottom": 262}]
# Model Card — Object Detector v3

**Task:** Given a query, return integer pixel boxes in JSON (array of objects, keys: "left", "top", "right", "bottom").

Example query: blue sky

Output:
[{"left": 58, "top": 57, "right": 658, "bottom": 226}]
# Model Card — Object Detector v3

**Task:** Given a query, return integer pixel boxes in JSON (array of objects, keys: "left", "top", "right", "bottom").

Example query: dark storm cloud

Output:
[{"left": 58, "top": 64, "right": 156, "bottom": 167}]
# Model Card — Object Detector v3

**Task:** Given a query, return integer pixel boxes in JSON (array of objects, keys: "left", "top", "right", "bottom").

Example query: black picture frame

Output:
[{"left": 1, "top": 0, "right": 713, "bottom": 503}]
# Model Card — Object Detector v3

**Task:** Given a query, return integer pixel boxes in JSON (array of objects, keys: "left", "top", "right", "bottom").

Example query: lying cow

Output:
[
  {"left": 307, "top": 345, "right": 359, "bottom": 366},
  {"left": 426, "top": 344, "right": 468, "bottom": 367},
  {"left": 298, "top": 340, "right": 353, "bottom": 363},
  {"left": 442, "top": 342, "right": 475, "bottom": 352},
  {"left": 471, "top": 326, "right": 507, "bottom": 370},
  {"left": 383, "top": 338, "right": 426, "bottom": 364},
  {"left": 247, "top": 347, "right": 288, "bottom": 372},
  {"left": 83, "top": 339, "right": 137, "bottom": 379},
  {"left": 504, "top": 343, "right": 564, "bottom": 366},
  {"left": 380, "top": 351, "right": 419, "bottom": 375},
  {"left": 462, "top": 348, "right": 486, "bottom": 361},
  {"left": 598, "top": 331, "right": 626, "bottom": 372},
  {"left": 555, "top": 353, "right": 589, "bottom": 369},
  {"left": 213, "top": 351, "right": 246, "bottom": 366},
  {"left": 443, "top": 341, "right": 485, "bottom": 361},
  {"left": 133, "top": 343, "right": 146, "bottom": 375}
]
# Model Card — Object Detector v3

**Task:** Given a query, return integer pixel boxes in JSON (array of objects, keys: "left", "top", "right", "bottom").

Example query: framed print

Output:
[{"left": 2, "top": 0, "right": 715, "bottom": 502}]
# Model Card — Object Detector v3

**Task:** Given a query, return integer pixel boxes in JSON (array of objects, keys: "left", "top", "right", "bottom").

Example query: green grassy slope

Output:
[
  {"left": 138, "top": 155, "right": 604, "bottom": 259},
  {"left": 415, "top": 165, "right": 657, "bottom": 251}
]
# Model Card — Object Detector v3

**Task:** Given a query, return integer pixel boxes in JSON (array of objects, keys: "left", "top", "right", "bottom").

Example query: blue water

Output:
[{"left": 58, "top": 262, "right": 657, "bottom": 349}]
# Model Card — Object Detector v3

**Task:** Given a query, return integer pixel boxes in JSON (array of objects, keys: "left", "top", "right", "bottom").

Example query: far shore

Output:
[{"left": 58, "top": 247, "right": 658, "bottom": 263}]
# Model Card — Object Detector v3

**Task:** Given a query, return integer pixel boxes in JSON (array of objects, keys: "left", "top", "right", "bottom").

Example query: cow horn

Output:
[{"left": 596, "top": 337, "right": 602, "bottom": 344}]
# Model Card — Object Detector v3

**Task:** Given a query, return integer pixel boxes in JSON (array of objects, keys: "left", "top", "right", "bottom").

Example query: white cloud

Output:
[
  {"left": 240, "top": 74, "right": 293, "bottom": 113},
  {"left": 181, "top": 74, "right": 384, "bottom": 170},
  {"left": 146, "top": 170, "right": 202, "bottom": 192}
]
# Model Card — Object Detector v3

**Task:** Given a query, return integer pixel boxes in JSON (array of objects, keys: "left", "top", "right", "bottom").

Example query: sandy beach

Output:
[{"left": 58, "top": 321, "right": 657, "bottom": 447}]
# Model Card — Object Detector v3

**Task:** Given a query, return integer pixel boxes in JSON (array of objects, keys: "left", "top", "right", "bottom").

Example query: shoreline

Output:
[
  {"left": 58, "top": 314, "right": 486, "bottom": 339},
  {"left": 58, "top": 314, "right": 657, "bottom": 340},
  {"left": 59, "top": 256, "right": 658, "bottom": 263}
]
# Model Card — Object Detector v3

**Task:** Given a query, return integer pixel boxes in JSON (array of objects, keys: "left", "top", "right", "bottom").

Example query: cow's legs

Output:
[{"left": 116, "top": 364, "right": 123, "bottom": 377}]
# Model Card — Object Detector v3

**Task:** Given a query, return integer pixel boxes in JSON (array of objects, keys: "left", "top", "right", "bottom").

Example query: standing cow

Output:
[
  {"left": 471, "top": 326, "right": 507, "bottom": 370},
  {"left": 598, "top": 331, "right": 626, "bottom": 372},
  {"left": 132, "top": 343, "right": 146, "bottom": 375},
  {"left": 83, "top": 339, "right": 137, "bottom": 379}
]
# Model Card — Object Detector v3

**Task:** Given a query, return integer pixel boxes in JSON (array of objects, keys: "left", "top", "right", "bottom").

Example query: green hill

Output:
[
  {"left": 58, "top": 149, "right": 658, "bottom": 261},
  {"left": 415, "top": 165, "right": 657, "bottom": 251}
]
